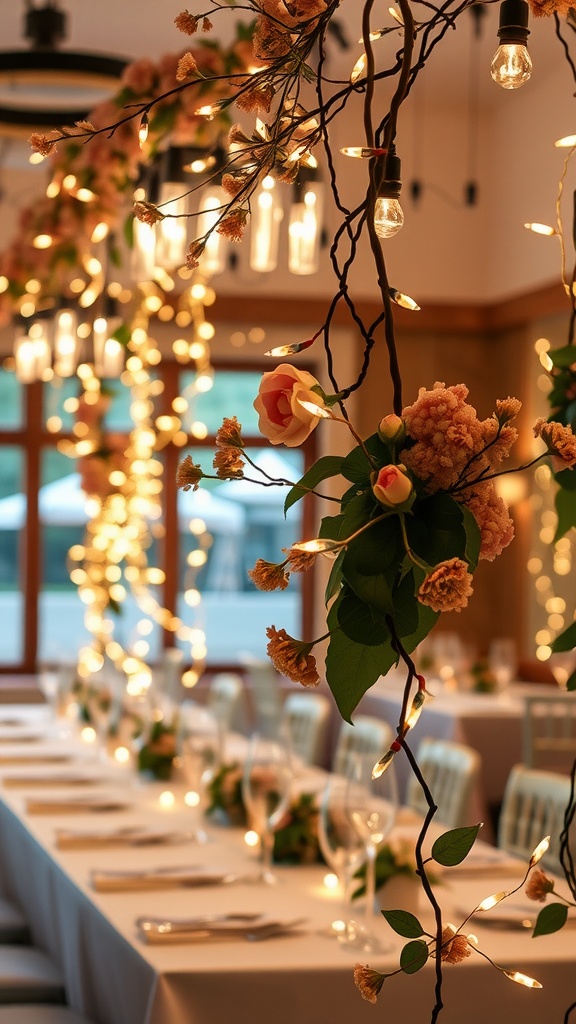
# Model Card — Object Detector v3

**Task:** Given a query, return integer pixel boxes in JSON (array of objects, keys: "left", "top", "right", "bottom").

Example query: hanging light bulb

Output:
[
  {"left": 197, "top": 185, "right": 228, "bottom": 275},
  {"left": 93, "top": 306, "right": 125, "bottom": 379},
  {"left": 288, "top": 168, "right": 324, "bottom": 274},
  {"left": 490, "top": 0, "right": 532, "bottom": 90},
  {"left": 249, "top": 175, "right": 284, "bottom": 273},
  {"left": 53, "top": 308, "right": 79, "bottom": 377},
  {"left": 14, "top": 320, "right": 52, "bottom": 383},
  {"left": 374, "top": 150, "right": 404, "bottom": 239},
  {"left": 155, "top": 147, "right": 196, "bottom": 270}
]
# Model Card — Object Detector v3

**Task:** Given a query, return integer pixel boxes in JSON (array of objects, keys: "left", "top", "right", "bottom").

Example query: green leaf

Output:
[
  {"left": 325, "top": 597, "right": 397, "bottom": 721},
  {"left": 110, "top": 323, "right": 131, "bottom": 348},
  {"left": 398, "top": 597, "right": 439, "bottom": 654},
  {"left": 382, "top": 910, "right": 424, "bottom": 938},
  {"left": 532, "top": 902, "right": 569, "bottom": 937},
  {"left": 340, "top": 433, "right": 388, "bottom": 484},
  {"left": 340, "top": 490, "right": 379, "bottom": 537},
  {"left": 400, "top": 939, "right": 428, "bottom": 974},
  {"left": 391, "top": 569, "right": 420, "bottom": 638},
  {"left": 554, "top": 487, "right": 576, "bottom": 542},
  {"left": 431, "top": 824, "right": 482, "bottom": 866},
  {"left": 567, "top": 669, "right": 576, "bottom": 692},
  {"left": 284, "top": 455, "right": 343, "bottom": 514},
  {"left": 407, "top": 494, "right": 467, "bottom": 566},
  {"left": 324, "top": 548, "right": 345, "bottom": 605},
  {"left": 548, "top": 344, "right": 576, "bottom": 368},
  {"left": 555, "top": 467, "right": 576, "bottom": 491},
  {"left": 319, "top": 514, "right": 345, "bottom": 540},
  {"left": 551, "top": 621, "right": 576, "bottom": 653},
  {"left": 341, "top": 517, "right": 401, "bottom": 616},
  {"left": 123, "top": 212, "right": 134, "bottom": 250},
  {"left": 461, "top": 504, "right": 481, "bottom": 571},
  {"left": 336, "top": 589, "right": 389, "bottom": 646}
]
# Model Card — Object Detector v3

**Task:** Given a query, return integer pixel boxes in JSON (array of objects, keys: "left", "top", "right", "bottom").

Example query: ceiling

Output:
[{"left": 0, "top": 0, "right": 566, "bottom": 118}]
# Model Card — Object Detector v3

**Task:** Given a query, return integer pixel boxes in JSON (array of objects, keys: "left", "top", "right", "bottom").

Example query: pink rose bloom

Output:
[
  {"left": 254, "top": 363, "right": 325, "bottom": 447},
  {"left": 372, "top": 464, "right": 413, "bottom": 507}
]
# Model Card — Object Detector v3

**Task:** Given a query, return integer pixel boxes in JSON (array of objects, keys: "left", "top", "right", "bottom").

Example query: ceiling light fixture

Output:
[{"left": 0, "top": 1, "right": 127, "bottom": 136}]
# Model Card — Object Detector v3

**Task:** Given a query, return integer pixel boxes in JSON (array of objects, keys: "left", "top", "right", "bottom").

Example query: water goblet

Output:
[
  {"left": 85, "top": 677, "right": 119, "bottom": 762},
  {"left": 345, "top": 753, "right": 399, "bottom": 952},
  {"left": 242, "top": 733, "right": 292, "bottom": 884},
  {"left": 178, "top": 703, "right": 221, "bottom": 842},
  {"left": 488, "top": 637, "right": 517, "bottom": 692},
  {"left": 317, "top": 773, "right": 366, "bottom": 941}
]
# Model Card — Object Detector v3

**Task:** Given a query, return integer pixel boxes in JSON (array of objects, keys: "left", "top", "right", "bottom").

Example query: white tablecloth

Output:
[{"left": 0, "top": 709, "right": 573, "bottom": 1024}]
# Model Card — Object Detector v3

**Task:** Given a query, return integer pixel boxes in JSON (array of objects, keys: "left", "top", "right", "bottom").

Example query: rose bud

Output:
[
  {"left": 378, "top": 414, "right": 405, "bottom": 445},
  {"left": 372, "top": 463, "right": 414, "bottom": 508}
]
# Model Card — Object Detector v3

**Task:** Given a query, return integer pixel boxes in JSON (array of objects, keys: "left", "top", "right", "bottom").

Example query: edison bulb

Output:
[
  {"left": 374, "top": 196, "right": 404, "bottom": 238},
  {"left": 490, "top": 43, "right": 532, "bottom": 89}
]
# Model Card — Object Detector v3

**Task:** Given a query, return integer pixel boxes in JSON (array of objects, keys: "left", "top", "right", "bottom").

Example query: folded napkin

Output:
[
  {"left": 3, "top": 768, "right": 100, "bottom": 788},
  {"left": 136, "top": 913, "right": 306, "bottom": 943},
  {"left": 451, "top": 848, "right": 524, "bottom": 876},
  {"left": 26, "top": 795, "right": 130, "bottom": 814},
  {"left": 57, "top": 827, "right": 195, "bottom": 849},
  {"left": 0, "top": 752, "right": 71, "bottom": 766},
  {"left": 91, "top": 865, "right": 239, "bottom": 891},
  {"left": 0, "top": 727, "right": 43, "bottom": 743}
]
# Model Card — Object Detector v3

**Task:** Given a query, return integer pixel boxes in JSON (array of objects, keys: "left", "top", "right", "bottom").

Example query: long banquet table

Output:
[{"left": 0, "top": 708, "right": 573, "bottom": 1024}]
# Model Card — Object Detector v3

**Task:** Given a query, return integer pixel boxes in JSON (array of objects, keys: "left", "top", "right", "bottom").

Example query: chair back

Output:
[
  {"left": 281, "top": 692, "right": 331, "bottom": 765},
  {"left": 207, "top": 673, "right": 246, "bottom": 732},
  {"left": 523, "top": 693, "right": 576, "bottom": 772},
  {"left": 242, "top": 659, "right": 283, "bottom": 737},
  {"left": 406, "top": 737, "right": 480, "bottom": 828},
  {"left": 332, "top": 715, "right": 393, "bottom": 778},
  {"left": 498, "top": 764, "right": 572, "bottom": 871}
]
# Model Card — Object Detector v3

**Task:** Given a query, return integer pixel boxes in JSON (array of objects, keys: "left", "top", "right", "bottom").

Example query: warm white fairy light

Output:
[
  {"left": 502, "top": 971, "right": 542, "bottom": 989},
  {"left": 529, "top": 835, "right": 550, "bottom": 867},
  {"left": 475, "top": 890, "right": 509, "bottom": 912},
  {"left": 524, "top": 222, "right": 556, "bottom": 236}
]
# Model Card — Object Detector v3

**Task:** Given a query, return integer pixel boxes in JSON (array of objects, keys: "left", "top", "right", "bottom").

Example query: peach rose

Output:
[
  {"left": 372, "top": 464, "right": 413, "bottom": 508},
  {"left": 378, "top": 413, "right": 405, "bottom": 445},
  {"left": 254, "top": 363, "right": 325, "bottom": 447}
]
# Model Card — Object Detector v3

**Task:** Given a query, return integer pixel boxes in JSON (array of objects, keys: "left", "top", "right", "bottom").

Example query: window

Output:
[{"left": 0, "top": 362, "right": 313, "bottom": 671}]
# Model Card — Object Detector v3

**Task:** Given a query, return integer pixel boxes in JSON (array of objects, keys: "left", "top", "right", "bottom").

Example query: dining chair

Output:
[
  {"left": 280, "top": 691, "right": 331, "bottom": 765},
  {"left": 241, "top": 658, "right": 283, "bottom": 737},
  {"left": 498, "top": 764, "right": 572, "bottom": 871},
  {"left": 332, "top": 715, "right": 394, "bottom": 778},
  {"left": 0, "top": 1007, "right": 95, "bottom": 1023},
  {"left": 207, "top": 672, "right": 246, "bottom": 732},
  {"left": 0, "top": 894, "right": 30, "bottom": 944},
  {"left": 0, "top": 945, "right": 65, "bottom": 1004},
  {"left": 406, "top": 737, "right": 480, "bottom": 828},
  {"left": 522, "top": 693, "right": 576, "bottom": 772}
]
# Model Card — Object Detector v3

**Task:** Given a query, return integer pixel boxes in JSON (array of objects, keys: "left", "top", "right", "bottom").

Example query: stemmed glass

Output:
[
  {"left": 178, "top": 703, "right": 221, "bottom": 842},
  {"left": 317, "top": 774, "right": 366, "bottom": 941},
  {"left": 346, "top": 753, "right": 399, "bottom": 952},
  {"left": 242, "top": 733, "right": 292, "bottom": 884},
  {"left": 85, "top": 677, "right": 119, "bottom": 762},
  {"left": 488, "top": 638, "right": 517, "bottom": 692}
]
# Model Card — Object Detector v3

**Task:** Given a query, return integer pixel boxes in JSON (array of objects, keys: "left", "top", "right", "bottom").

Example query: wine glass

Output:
[
  {"left": 242, "top": 733, "right": 292, "bottom": 884},
  {"left": 122, "top": 687, "right": 154, "bottom": 781},
  {"left": 178, "top": 703, "right": 221, "bottom": 842},
  {"left": 346, "top": 753, "right": 399, "bottom": 952},
  {"left": 488, "top": 637, "right": 517, "bottom": 692},
  {"left": 317, "top": 774, "right": 366, "bottom": 941},
  {"left": 85, "top": 677, "right": 119, "bottom": 762}
]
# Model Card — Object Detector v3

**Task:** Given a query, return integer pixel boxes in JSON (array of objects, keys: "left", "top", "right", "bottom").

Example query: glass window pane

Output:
[
  {"left": 0, "top": 371, "right": 22, "bottom": 428},
  {"left": 0, "top": 446, "right": 24, "bottom": 662},
  {"left": 181, "top": 370, "right": 262, "bottom": 435},
  {"left": 177, "top": 445, "right": 304, "bottom": 663}
]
